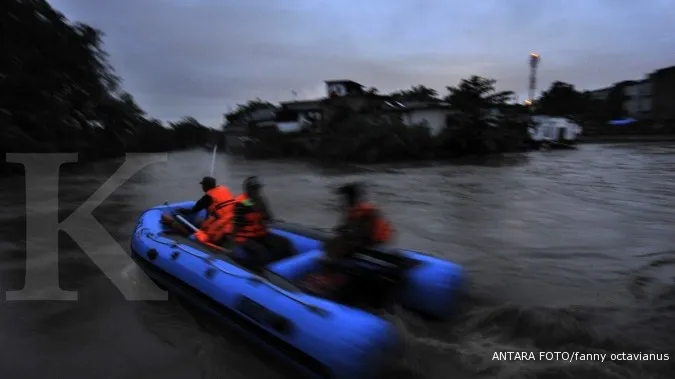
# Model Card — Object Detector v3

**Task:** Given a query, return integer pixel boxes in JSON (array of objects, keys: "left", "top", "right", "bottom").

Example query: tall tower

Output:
[{"left": 527, "top": 52, "right": 540, "bottom": 105}]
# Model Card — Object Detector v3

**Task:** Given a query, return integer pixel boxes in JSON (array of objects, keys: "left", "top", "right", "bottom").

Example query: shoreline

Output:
[{"left": 578, "top": 135, "right": 675, "bottom": 143}]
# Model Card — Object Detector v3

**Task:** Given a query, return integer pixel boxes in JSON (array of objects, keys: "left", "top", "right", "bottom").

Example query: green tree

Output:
[
  {"left": 445, "top": 76, "right": 513, "bottom": 111},
  {"left": 170, "top": 117, "right": 212, "bottom": 149},
  {"left": 439, "top": 76, "right": 521, "bottom": 155},
  {"left": 224, "top": 98, "right": 276, "bottom": 124},
  {"left": 225, "top": 77, "right": 533, "bottom": 162},
  {"left": 364, "top": 87, "right": 379, "bottom": 95},
  {"left": 314, "top": 107, "right": 433, "bottom": 163},
  {"left": 389, "top": 85, "right": 439, "bottom": 102},
  {"left": 536, "top": 81, "right": 586, "bottom": 118},
  {"left": 1, "top": 0, "right": 212, "bottom": 170}
]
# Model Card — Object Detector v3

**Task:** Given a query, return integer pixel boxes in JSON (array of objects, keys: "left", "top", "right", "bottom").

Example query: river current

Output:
[{"left": 1, "top": 143, "right": 675, "bottom": 379}]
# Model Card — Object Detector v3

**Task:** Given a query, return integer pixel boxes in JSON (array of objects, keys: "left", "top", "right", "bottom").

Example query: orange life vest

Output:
[
  {"left": 347, "top": 202, "right": 393, "bottom": 244},
  {"left": 193, "top": 185, "right": 234, "bottom": 245},
  {"left": 201, "top": 185, "right": 235, "bottom": 232},
  {"left": 206, "top": 185, "right": 235, "bottom": 219},
  {"left": 233, "top": 194, "right": 267, "bottom": 244}
]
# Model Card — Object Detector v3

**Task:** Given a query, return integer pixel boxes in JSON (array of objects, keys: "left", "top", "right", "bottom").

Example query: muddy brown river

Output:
[{"left": 1, "top": 143, "right": 675, "bottom": 379}]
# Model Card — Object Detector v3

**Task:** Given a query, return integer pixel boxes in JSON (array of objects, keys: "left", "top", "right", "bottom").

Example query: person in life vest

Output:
[
  {"left": 232, "top": 176, "right": 295, "bottom": 267},
  {"left": 161, "top": 176, "right": 235, "bottom": 246},
  {"left": 300, "top": 182, "right": 395, "bottom": 295},
  {"left": 325, "top": 182, "right": 394, "bottom": 260}
]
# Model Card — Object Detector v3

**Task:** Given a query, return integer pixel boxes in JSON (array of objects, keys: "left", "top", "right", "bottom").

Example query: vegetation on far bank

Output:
[
  {"left": 2, "top": 0, "right": 216, "bottom": 175},
  {"left": 227, "top": 74, "right": 675, "bottom": 163},
  {"left": 228, "top": 76, "right": 534, "bottom": 163},
  {"left": 318, "top": 76, "right": 533, "bottom": 162}
]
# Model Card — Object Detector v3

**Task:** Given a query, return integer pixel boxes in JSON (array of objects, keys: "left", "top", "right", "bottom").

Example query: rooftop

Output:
[
  {"left": 589, "top": 87, "right": 612, "bottom": 93},
  {"left": 324, "top": 79, "right": 364, "bottom": 87},
  {"left": 382, "top": 100, "right": 451, "bottom": 112},
  {"left": 279, "top": 99, "right": 323, "bottom": 108}
]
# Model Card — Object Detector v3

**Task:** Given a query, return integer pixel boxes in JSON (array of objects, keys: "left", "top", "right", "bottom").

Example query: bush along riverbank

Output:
[{"left": 1, "top": 0, "right": 216, "bottom": 176}]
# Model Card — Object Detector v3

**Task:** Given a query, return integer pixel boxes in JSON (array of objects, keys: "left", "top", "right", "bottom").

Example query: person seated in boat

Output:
[
  {"left": 161, "top": 176, "right": 235, "bottom": 246},
  {"left": 300, "top": 183, "right": 395, "bottom": 298},
  {"left": 232, "top": 176, "right": 295, "bottom": 267},
  {"left": 323, "top": 182, "right": 394, "bottom": 261}
]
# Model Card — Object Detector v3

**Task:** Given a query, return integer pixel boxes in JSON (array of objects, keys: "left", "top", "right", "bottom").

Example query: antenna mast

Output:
[{"left": 526, "top": 52, "right": 540, "bottom": 105}]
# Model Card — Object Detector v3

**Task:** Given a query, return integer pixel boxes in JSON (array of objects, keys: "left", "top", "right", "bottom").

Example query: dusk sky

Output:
[{"left": 49, "top": 0, "right": 675, "bottom": 127}]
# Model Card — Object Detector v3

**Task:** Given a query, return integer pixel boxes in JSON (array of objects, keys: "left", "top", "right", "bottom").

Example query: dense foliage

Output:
[
  {"left": 230, "top": 70, "right": 675, "bottom": 162},
  {"left": 1, "top": 0, "right": 215, "bottom": 173},
  {"left": 224, "top": 99, "right": 276, "bottom": 123},
  {"left": 437, "top": 76, "right": 531, "bottom": 156},
  {"left": 314, "top": 112, "right": 437, "bottom": 163},
  {"left": 535, "top": 81, "right": 606, "bottom": 123},
  {"left": 230, "top": 76, "right": 533, "bottom": 163},
  {"left": 389, "top": 85, "right": 439, "bottom": 102}
]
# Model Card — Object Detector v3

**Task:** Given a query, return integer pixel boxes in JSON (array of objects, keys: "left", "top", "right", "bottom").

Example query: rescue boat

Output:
[{"left": 130, "top": 201, "right": 464, "bottom": 379}]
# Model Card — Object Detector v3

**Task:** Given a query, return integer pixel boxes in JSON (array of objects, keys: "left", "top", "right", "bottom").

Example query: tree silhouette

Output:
[
  {"left": 439, "top": 76, "right": 525, "bottom": 156},
  {"left": 224, "top": 98, "right": 276, "bottom": 124},
  {"left": 537, "top": 81, "right": 586, "bottom": 118},
  {"left": 364, "top": 87, "right": 379, "bottom": 95},
  {"left": 445, "top": 76, "right": 513, "bottom": 110},
  {"left": 389, "top": 85, "right": 439, "bottom": 102},
  {"left": 1, "top": 0, "right": 213, "bottom": 171}
]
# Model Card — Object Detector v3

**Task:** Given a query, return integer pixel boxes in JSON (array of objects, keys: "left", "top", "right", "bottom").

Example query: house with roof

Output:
[
  {"left": 221, "top": 78, "right": 466, "bottom": 154},
  {"left": 587, "top": 64, "right": 675, "bottom": 124},
  {"left": 392, "top": 101, "right": 453, "bottom": 136},
  {"left": 275, "top": 99, "right": 323, "bottom": 134},
  {"left": 276, "top": 80, "right": 398, "bottom": 134},
  {"left": 222, "top": 106, "right": 277, "bottom": 153}
]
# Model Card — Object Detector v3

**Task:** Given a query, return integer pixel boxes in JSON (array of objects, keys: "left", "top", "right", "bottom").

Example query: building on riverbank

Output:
[
  {"left": 391, "top": 101, "right": 453, "bottom": 136},
  {"left": 621, "top": 79, "right": 652, "bottom": 119},
  {"left": 276, "top": 100, "right": 323, "bottom": 134},
  {"left": 222, "top": 107, "right": 277, "bottom": 153},
  {"left": 321, "top": 80, "right": 399, "bottom": 116},
  {"left": 221, "top": 78, "right": 533, "bottom": 156},
  {"left": 529, "top": 116, "right": 582, "bottom": 148},
  {"left": 222, "top": 123, "right": 248, "bottom": 154},
  {"left": 589, "top": 80, "right": 652, "bottom": 120},
  {"left": 589, "top": 87, "right": 611, "bottom": 101},
  {"left": 221, "top": 79, "right": 401, "bottom": 155},
  {"left": 588, "top": 64, "right": 675, "bottom": 124},
  {"left": 649, "top": 66, "right": 675, "bottom": 124}
]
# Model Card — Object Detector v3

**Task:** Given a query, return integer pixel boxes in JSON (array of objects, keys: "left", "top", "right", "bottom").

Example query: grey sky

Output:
[{"left": 49, "top": 0, "right": 675, "bottom": 127}]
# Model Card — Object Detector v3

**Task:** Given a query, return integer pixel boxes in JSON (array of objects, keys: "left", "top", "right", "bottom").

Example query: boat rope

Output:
[{"left": 142, "top": 231, "right": 329, "bottom": 316}]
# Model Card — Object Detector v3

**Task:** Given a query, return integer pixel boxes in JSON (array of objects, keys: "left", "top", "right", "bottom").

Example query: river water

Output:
[{"left": 1, "top": 143, "right": 675, "bottom": 379}]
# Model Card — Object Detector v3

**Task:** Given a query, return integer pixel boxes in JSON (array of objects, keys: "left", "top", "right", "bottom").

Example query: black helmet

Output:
[
  {"left": 335, "top": 182, "right": 362, "bottom": 199},
  {"left": 200, "top": 176, "right": 216, "bottom": 188},
  {"left": 244, "top": 176, "right": 262, "bottom": 191}
]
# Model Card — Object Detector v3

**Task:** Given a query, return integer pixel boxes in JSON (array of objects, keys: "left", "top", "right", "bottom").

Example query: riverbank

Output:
[{"left": 579, "top": 134, "right": 675, "bottom": 143}]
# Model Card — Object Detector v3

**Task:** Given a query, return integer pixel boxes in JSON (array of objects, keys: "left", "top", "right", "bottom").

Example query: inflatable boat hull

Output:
[{"left": 130, "top": 201, "right": 464, "bottom": 378}]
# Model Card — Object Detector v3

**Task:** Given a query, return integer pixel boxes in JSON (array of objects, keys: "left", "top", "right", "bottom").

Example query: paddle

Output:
[
  {"left": 164, "top": 202, "right": 198, "bottom": 232},
  {"left": 175, "top": 213, "right": 200, "bottom": 234},
  {"left": 209, "top": 144, "right": 217, "bottom": 177},
  {"left": 163, "top": 202, "right": 233, "bottom": 253}
]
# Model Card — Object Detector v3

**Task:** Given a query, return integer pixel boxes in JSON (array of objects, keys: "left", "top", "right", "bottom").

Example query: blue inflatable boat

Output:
[{"left": 130, "top": 201, "right": 464, "bottom": 379}]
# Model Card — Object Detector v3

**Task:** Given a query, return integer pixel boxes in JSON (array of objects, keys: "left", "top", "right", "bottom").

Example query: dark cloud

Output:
[{"left": 49, "top": 0, "right": 675, "bottom": 125}]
